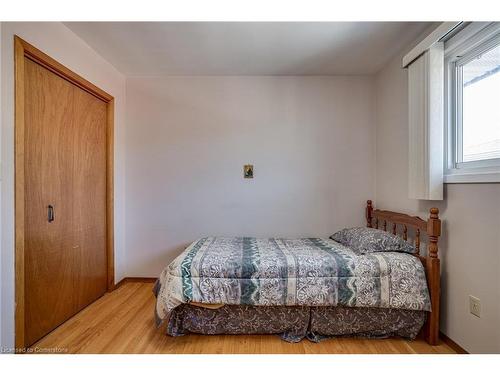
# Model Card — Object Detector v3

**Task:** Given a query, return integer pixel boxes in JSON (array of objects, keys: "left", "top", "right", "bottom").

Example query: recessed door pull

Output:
[{"left": 48, "top": 205, "right": 55, "bottom": 223}]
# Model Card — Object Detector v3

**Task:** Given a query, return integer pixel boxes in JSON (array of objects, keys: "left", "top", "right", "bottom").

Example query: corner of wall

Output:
[
  {"left": 372, "top": 23, "right": 442, "bottom": 208},
  {"left": 370, "top": 74, "right": 378, "bottom": 204},
  {"left": 372, "top": 22, "right": 500, "bottom": 353}
]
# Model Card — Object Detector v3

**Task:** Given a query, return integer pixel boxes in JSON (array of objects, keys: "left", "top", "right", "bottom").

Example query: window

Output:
[{"left": 445, "top": 23, "right": 500, "bottom": 183}]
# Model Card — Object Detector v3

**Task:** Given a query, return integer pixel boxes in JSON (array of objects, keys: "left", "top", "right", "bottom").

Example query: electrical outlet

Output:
[{"left": 469, "top": 295, "right": 481, "bottom": 318}]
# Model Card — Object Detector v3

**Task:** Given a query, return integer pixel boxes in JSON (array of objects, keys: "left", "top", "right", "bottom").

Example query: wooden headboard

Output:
[{"left": 365, "top": 200, "right": 442, "bottom": 346}]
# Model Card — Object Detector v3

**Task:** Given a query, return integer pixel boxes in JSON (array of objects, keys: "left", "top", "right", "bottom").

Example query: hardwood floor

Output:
[{"left": 32, "top": 282, "right": 457, "bottom": 354}]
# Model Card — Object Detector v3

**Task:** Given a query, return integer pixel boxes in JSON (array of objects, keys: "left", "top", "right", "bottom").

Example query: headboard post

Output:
[
  {"left": 427, "top": 208, "right": 441, "bottom": 259},
  {"left": 366, "top": 200, "right": 373, "bottom": 228},
  {"left": 425, "top": 207, "right": 441, "bottom": 346}
]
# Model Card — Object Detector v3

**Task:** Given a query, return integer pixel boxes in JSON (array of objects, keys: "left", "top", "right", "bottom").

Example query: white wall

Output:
[
  {"left": 0, "top": 22, "right": 3, "bottom": 347},
  {"left": 125, "top": 76, "right": 376, "bottom": 276},
  {"left": 375, "top": 53, "right": 500, "bottom": 353},
  {"left": 0, "top": 22, "right": 127, "bottom": 349}
]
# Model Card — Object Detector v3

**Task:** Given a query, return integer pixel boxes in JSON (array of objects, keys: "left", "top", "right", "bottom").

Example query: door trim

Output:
[{"left": 14, "top": 36, "right": 115, "bottom": 349}]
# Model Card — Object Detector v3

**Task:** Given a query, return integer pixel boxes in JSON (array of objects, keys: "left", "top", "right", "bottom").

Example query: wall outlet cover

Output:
[{"left": 469, "top": 295, "right": 481, "bottom": 318}]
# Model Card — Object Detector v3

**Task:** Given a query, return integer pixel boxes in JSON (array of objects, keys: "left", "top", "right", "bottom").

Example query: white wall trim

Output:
[
  {"left": 444, "top": 172, "right": 500, "bottom": 184},
  {"left": 444, "top": 163, "right": 500, "bottom": 184}
]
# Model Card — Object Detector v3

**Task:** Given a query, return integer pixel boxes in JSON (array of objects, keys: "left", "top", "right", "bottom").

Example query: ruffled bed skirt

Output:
[{"left": 163, "top": 303, "right": 426, "bottom": 343}]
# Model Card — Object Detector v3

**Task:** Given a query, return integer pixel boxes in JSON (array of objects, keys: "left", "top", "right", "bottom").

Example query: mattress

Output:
[{"left": 155, "top": 237, "right": 431, "bottom": 326}]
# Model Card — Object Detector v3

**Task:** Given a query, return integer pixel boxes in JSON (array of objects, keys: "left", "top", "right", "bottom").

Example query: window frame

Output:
[{"left": 444, "top": 22, "right": 500, "bottom": 183}]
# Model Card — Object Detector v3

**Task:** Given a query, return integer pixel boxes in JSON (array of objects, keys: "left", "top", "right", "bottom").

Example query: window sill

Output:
[{"left": 444, "top": 170, "right": 500, "bottom": 184}]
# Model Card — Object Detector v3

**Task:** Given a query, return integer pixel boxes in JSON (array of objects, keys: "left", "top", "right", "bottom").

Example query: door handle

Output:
[{"left": 48, "top": 205, "right": 55, "bottom": 223}]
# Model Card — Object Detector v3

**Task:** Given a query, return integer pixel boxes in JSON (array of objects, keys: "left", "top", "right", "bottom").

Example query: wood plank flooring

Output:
[{"left": 32, "top": 282, "right": 457, "bottom": 354}]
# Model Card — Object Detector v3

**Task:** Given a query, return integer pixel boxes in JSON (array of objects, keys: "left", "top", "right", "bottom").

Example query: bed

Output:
[{"left": 154, "top": 200, "right": 442, "bottom": 345}]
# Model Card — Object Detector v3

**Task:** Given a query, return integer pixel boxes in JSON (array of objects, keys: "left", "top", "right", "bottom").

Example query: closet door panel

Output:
[
  {"left": 23, "top": 56, "right": 108, "bottom": 347},
  {"left": 24, "top": 58, "right": 77, "bottom": 346},
  {"left": 72, "top": 87, "right": 108, "bottom": 310}
]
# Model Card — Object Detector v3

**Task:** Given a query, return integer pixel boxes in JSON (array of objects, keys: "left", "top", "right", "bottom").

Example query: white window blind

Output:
[{"left": 407, "top": 43, "right": 444, "bottom": 200}]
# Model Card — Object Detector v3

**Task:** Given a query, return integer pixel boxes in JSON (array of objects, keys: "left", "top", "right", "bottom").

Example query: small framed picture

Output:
[{"left": 244, "top": 164, "right": 254, "bottom": 178}]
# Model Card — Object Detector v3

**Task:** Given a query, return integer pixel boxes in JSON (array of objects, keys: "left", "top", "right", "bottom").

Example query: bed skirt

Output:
[{"left": 164, "top": 303, "right": 426, "bottom": 343}]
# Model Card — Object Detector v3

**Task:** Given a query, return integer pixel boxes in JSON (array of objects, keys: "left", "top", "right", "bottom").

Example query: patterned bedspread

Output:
[{"left": 155, "top": 237, "right": 430, "bottom": 323}]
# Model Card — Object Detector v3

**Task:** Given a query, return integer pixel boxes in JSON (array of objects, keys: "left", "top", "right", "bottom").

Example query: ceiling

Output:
[{"left": 65, "top": 22, "right": 431, "bottom": 76}]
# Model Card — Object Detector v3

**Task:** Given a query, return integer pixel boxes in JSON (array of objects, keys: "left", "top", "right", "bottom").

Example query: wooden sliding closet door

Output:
[
  {"left": 71, "top": 83, "right": 107, "bottom": 312},
  {"left": 23, "top": 57, "right": 108, "bottom": 347}
]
